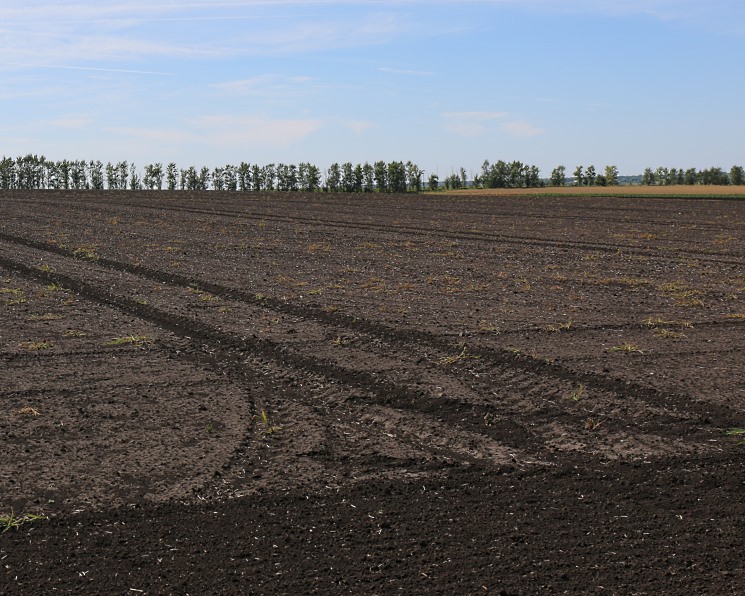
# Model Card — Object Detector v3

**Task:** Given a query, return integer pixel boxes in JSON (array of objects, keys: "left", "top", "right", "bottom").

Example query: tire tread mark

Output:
[{"left": 0, "top": 232, "right": 739, "bottom": 428}]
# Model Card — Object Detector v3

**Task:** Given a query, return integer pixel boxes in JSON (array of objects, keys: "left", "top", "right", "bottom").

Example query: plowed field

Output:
[{"left": 1, "top": 190, "right": 744, "bottom": 593}]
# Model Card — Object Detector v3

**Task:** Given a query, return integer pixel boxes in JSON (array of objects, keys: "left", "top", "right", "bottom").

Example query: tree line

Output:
[
  {"left": 0, "top": 155, "right": 425, "bottom": 193},
  {"left": 1, "top": 154, "right": 743, "bottom": 192},
  {"left": 549, "top": 164, "right": 745, "bottom": 187},
  {"left": 639, "top": 166, "right": 744, "bottom": 186}
]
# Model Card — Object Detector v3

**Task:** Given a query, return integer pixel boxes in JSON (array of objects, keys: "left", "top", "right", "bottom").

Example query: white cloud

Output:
[
  {"left": 501, "top": 120, "right": 545, "bottom": 138},
  {"left": 239, "top": 13, "right": 406, "bottom": 54},
  {"left": 212, "top": 75, "right": 318, "bottom": 97},
  {"left": 0, "top": 62, "right": 174, "bottom": 76},
  {"left": 197, "top": 115, "right": 325, "bottom": 147},
  {"left": 107, "top": 116, "right": 325, "bottom": 149},
  {"left": 106, "top": 127, "right": 198, "bottom": 144},
  {"left": 0, "top": 4, "right": 415, "bottom": 65},
  {"left": 441, "top": 112, "right": 545, "bottom": 138},
  {"left": 343, "top": 120, "right": 375, "bottom": 134},
  {"left": 378, "top": 66, "right": 434, "bottom": 77},
  {"left": 47, "top": 117, "right": 93, "bottom": 129},
  {"left": 441, "top": 111, "right": 508, "bottom": 137}
]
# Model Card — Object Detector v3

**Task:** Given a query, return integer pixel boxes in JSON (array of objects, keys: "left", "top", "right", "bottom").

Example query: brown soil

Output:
[{"left": 1, "top": 190, "right": 744, "bottom": 594}]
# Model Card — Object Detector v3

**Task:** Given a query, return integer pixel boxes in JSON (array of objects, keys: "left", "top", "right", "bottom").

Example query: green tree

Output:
[
  {"left": 373, "top": 161, "right": 388, "bottom": 192},
  {"left": 223, "top": 164, "right": 237, "bottom": 191},
  {"left": 573, "top": 165, "right": 584, "bottom": 187},
  {"left": 0, "top": 156, "right": 15, "bottom": 188},
  {"left": 59, "top": 160, "right": 71, "bottom": 189},
  {"left": 237, "top": 162, "right": 250, "bottom": 191},
  {"left": 117, "top": 161, "right": 128, "bottom": 189},
  {"left": 353, "top": 164, "right": 364, "bottom": 193},
  {"left": 550, "top": 165, "right": 566, "bottom": 187},
  {"left": 287, "top": 164, "right": 298, "bottom": 191},
  {"left": 406, "top": 161, "right": 423, "bottom": 192},
  {"left": 326, "top": 163, "right": 341, "bottom": 192},
  {"left": 251, "top": 164, "right": 262, "bottom": 191},
  {"left": 129, "top": 163, "right": 142, "bottom": 190},
  {"left": 604, "top": 165, "right": 619, "bottom": 186},
  {"left": 260, "top": 164, "right": 274, "bottom": 190},
  {"left": 74, "top": 160, "right": 89, "bottom": 189},
  {"left": 184, "top": 166, "right": 198, "bottom": 190},
  {"left": 701, "top": 167, "right": 728, "bottom": 185},
  {"left": 212, "top": 167, "right": 225, "bottom": 190},
  {"left": 153, "top": 163, "right": 164, "bottom": 189},
  {"left": 198, "top": 166, "right": 210, "bottom": 190},
  {"left": 508, "top": 161, "right": 524, "bottom": 188},
  {"left": 105, "top": 162, "right": 118, "bottom": 189},
  {"left": 526, "top": 165, "right": 541, "bottom": 188},
  {"left": 585, "top": 165, "right": 596, "bottom": 186},
  {"left": 428, "top": 173, "right": 439, "bottom": 191},
  {"left": 729, "top": 165, "right": 744, "bottom": 185},
  {"left": 144, "top": 163, "right": 163, "bottom": 190},
  {"left": 388, "top": 161, "right": 407, "bottom": 193},
  {"left": 275, "top": 164, "right": 288, "bottom": 191},
  {"left": 166, "top": 163, "right": 178, "bottom": 190},
  {"left": 306, "top": 164, "right": 321, "bottom": 192},
  {"left": 341, "top": 162, "right": 355, "bottom": 192},
  {"left": 656, "top": 167, "right": 669, "bottom": 185},
  {"left": 90, "top": 160, "right": 105, "bottom": 189}
]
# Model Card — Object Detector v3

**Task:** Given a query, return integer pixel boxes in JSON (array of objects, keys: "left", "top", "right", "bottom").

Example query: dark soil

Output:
[{"left": 1, "top": 190, "right": 744, "bottom": 594}]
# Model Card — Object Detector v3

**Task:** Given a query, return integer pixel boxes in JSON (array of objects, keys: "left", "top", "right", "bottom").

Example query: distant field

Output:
[{"left": 436, "top": 185, "right": 745, "bottom": 197}]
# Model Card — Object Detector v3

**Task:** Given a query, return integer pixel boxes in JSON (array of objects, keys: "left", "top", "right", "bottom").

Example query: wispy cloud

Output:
[
  {"left": 501, "top": 121, "right": 545, "bottom": 138},
  {"left": 378, "top": 66, "right": 434, "bottom": 77},
  {"left": 197, "top": 115, "right": 325, "bottom": 147},
  {"left": 14, "top": 0, "right": 720, "bottom": 73},
  {"left": 106, "top": 126, "right": 198, "bottom": 145},
  {"left": 0, "top": 62, "right": 174, "bottom": 76},
  {"left": 441, "top": 111, "right": 508, "bottom": 137},
  {"left": 0, "top": 1, "right": 735, "bottom": 27},
  {"left": 0, "top": 30, "right": 223, "bottom": 64},
  {"left": 106, "top": 115, "right": 325, "bottom": 149},
  {"left": 1, "top": 5, "right": 415, "bottom": 65},
  {"left": 47, "top": 117, "right": 94, "bottom": 130},
  {"left": 441, "top": 111, "right": 545, "bottom": 138},
  {"left": 212, "top": 74, "right": 318, "bottom": 97},
  {"left": 343, "top": 120, "right": 375, "bottom": 134},
  {"left": 482, "top": 0, "right": 745, "bottom": 32},
  {"left": 238, "top": 13, "right": 407, "bottom": 54}
]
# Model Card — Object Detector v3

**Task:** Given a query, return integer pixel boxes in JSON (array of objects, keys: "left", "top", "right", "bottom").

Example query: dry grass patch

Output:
[
  {"left": 107, "top": 335, "right": 149, "bottom": 347},
  {"left": 28, "top": 313, "right": 64, "bottom": 321},
  {"left": 608, "top": 342, "right": 644, "bottom": 354},
  {"left": 19, "top": 340, "right": 53, "bottom": 351}
]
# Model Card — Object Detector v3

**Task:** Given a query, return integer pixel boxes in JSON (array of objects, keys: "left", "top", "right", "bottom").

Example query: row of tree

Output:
[
  {"left": 640, "top": 166, "right": 744, "bottom": 186},
  {"left": 1, "top": 154, "right": 744, "bottom": 192},
  {"left": 547, "top": 164, "right": 745, "bottom": 187},
  {"left": 547, "top": 165, "right": 620, "bottom": 187},
  {"left": 0, "top": 155, "right": 426, "bottom": 193}
]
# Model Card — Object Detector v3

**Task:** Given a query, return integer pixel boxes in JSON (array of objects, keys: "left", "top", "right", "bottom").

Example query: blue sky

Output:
[{"left": 1, "top": 0, "right": 744, "bottom": 177}]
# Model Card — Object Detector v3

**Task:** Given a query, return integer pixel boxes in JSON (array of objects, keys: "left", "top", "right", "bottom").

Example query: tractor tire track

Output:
[
  {"left": 3, "top": 195, "right": 744, "bottom": 267},
  {"left": 0, "top": 231, "right": 727, "bottom": 420},
  {"left": 0, "top": 238, "right": 734, "bottom": 461}
]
